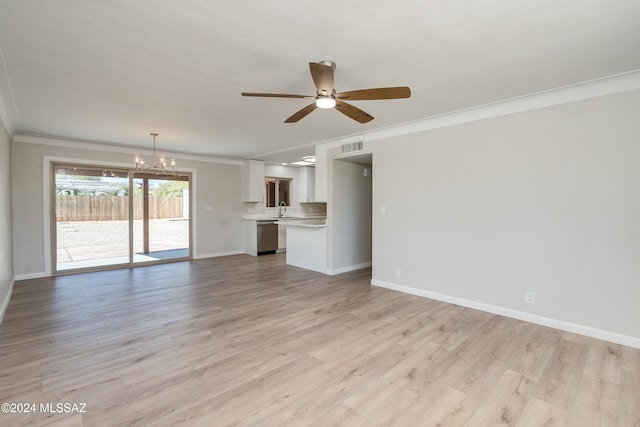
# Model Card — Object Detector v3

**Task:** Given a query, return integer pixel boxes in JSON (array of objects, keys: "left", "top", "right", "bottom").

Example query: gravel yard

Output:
[{"left": 56, "top": 219, "right": 189, "bottom": 265}]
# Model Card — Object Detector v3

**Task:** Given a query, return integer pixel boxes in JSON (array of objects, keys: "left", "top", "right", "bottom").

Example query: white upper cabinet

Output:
[
  {"left": 298, "top": 166, "right": 315, "bottom": 202},
  {"left": 243, "top": 159, "right": 264, "bottom": 202}
]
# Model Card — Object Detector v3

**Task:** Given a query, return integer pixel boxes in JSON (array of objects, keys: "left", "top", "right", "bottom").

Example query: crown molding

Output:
[
  {"left": 12, "top": 134, "right": 243, "bottom": 166},
  {"left": 0, "top": 45, "right": 20, "bottom": 137},
  {"left": 324, "top": 69, "right": 640, "bottom": 149},
  {"left": 6, "top": 69, "right": 640, "bottom": 159}
]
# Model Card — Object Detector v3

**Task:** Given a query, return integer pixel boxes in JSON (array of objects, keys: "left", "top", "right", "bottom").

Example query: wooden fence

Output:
[{"left": 56, "top": 195, "right": 183, "bottom": 221}]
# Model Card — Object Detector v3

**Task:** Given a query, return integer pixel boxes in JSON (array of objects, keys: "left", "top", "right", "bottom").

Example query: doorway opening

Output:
[{"left": 331, "top": 154, "right": 372, "bottom": 273}]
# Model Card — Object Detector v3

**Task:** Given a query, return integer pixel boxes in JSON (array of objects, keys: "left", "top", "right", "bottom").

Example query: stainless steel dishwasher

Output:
[{"left": 257, "top": 220, "right": 278, "bottom": 255}]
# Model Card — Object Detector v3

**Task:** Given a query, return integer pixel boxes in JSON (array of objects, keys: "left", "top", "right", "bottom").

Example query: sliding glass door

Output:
[
  {"left": 53, "top": 163, "right": 191, "bottom": 273},
  {"left": 132, "top": 173, "right": 191, "bottom": 263},
  {"left": 54, "top": 165, "right": 131, "bottom": 271}
]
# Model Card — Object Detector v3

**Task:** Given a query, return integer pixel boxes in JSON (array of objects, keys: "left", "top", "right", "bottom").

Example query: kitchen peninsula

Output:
[
  {"left": 285, "top": 220, "right": 328, "bottom": 274},
  {"left": 242, "top": 209, "right": 326, "bottom": 264}
]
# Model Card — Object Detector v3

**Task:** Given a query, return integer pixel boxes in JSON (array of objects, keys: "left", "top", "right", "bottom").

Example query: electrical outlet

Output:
[
  {"left": 380, "top": 204, "right": 386, "bottom": 215},
  {"left": 526, "top": 291, "right": 535, "bottom": 304},
  {"left": 395, "top": 267, "right": 402, "bottom": 278}
]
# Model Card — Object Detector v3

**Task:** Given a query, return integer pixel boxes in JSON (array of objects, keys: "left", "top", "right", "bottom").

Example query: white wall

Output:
[
  {"left": 314, "top": 144, "right": 327, "bottom": 202},
  {"left": 11, "top": 136, "right": 245, "bottom": 278},
  {"left": 0, "top": 119, "right": 13, "bottom": 322},
  {"left": 330, "top": 159, "right": 372, "bottom": 273},
  {"left": 368, "top": 89, "right": 640, "bottom": 345}
]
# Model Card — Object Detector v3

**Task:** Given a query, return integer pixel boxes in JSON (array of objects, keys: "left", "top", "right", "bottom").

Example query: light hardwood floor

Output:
[{"left": 1, "top": 254, "right": 639, "bottom": 426}]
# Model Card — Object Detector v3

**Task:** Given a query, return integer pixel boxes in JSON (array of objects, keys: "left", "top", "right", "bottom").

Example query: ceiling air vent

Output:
[{"left": 341, "top": 141, "right": 364, "bottom": 154}]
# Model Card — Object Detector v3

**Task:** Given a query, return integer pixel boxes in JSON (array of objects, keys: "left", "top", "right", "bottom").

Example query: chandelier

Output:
[{"left": 135, "top": 133, "right": 176, "bottom": 174}]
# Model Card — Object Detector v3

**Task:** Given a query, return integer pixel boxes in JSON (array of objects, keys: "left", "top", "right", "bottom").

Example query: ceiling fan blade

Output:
[
  {"left": 335, "top": 100, "right": 374, "bottom": 123},
  {"left": 309, "top": 62, "right": 334, "bottom": 95},
  {"left": 284, "top": 103, "right": 318, "bottom": 123},
  {"left": 242, "top": 92, "right": 311, "bottom": 99},
  {"left": 336, "top": 86, "right": 411, "bottom": 100}
]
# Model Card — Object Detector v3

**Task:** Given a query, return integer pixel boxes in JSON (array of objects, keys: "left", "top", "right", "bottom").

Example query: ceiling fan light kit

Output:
[
  {"left": 315, "top": 96, "right": 336, "bottom": 109},
  {"left": 242, "top": 60, "right": 410, "bottom": 123}
]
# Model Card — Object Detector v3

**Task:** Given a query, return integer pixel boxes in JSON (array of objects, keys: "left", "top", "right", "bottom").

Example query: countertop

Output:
[
  {"left": 242, "top": 214, "right": 325, "bottom": 221},
  {"left": 285, "top": 222, "right": 327, "bottom": 228}
]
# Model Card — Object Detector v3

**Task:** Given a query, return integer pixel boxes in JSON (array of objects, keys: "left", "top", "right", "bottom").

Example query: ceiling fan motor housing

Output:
[{"left": 317, "top": 60, "right": 336, "bottom": 70}]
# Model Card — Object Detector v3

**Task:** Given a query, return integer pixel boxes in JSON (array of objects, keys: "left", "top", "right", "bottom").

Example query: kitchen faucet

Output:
[{"left": 279, "top": 201, "right": 287, "bottom": 217}]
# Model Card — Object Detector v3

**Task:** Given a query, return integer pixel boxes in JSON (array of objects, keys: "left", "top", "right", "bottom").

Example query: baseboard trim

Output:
[
  {"left": 0, "top": 279, "right": 15, "bottom": 324},
  {"left": 328, "top": 262, "right": 372, "bottom": 276},
  {"left": 194, "top": 250, "right": 245, "bottom": 260},
  {"left": 15, "top": 271, "right": 49, "bottom": 281},
  {"left": 371, "top": 279, "right": 640, "bottom": 350}
]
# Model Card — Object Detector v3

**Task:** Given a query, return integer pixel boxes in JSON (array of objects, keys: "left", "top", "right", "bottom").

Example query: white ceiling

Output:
[{"left": 1, "top": 0, "right": 639, "bottom": 163}]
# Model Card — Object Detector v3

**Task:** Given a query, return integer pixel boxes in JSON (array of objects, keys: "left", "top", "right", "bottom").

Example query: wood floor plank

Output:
[
  {"left": 516, "top": 397, "right": 569, "bottom": 426},
  {"left": 622, "top": 345, "right": 640, "bottom": 374},
  {"left": 463, "top": 369, "right": 535, "bottom": 426},
  {"left": 0, "top": 360, "right": 42, "bottom": 402},
  {"left": 416, "top": 386, "right": 479, "bottom": 426},
  {"left": 1, "top": 253, "right": 639, "bottom": 426},
  {"left": 505, "top": 325, "right": 562, "bottom": 382},
  {"left": 531, "top": 338, "right": 590, "bottom": 410},
  {"left": 584, "top": 341, "right": 624, "bottom": 385},
  {"left": 619, "top": 369, "right": 640, "bottom": 426},
  {"left": 568, "top": 373, "right": 619, "bottom": 426}
]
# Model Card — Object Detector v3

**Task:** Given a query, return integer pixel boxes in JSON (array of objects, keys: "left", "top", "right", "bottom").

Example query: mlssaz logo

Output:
[{"left": 40, "top": 402, "right": 87, "bottom": 413}]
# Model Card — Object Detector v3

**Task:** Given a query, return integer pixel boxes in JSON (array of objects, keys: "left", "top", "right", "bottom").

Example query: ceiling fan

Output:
[{"left": 242, "top": 60, "right": 411, "bottom": 124}]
